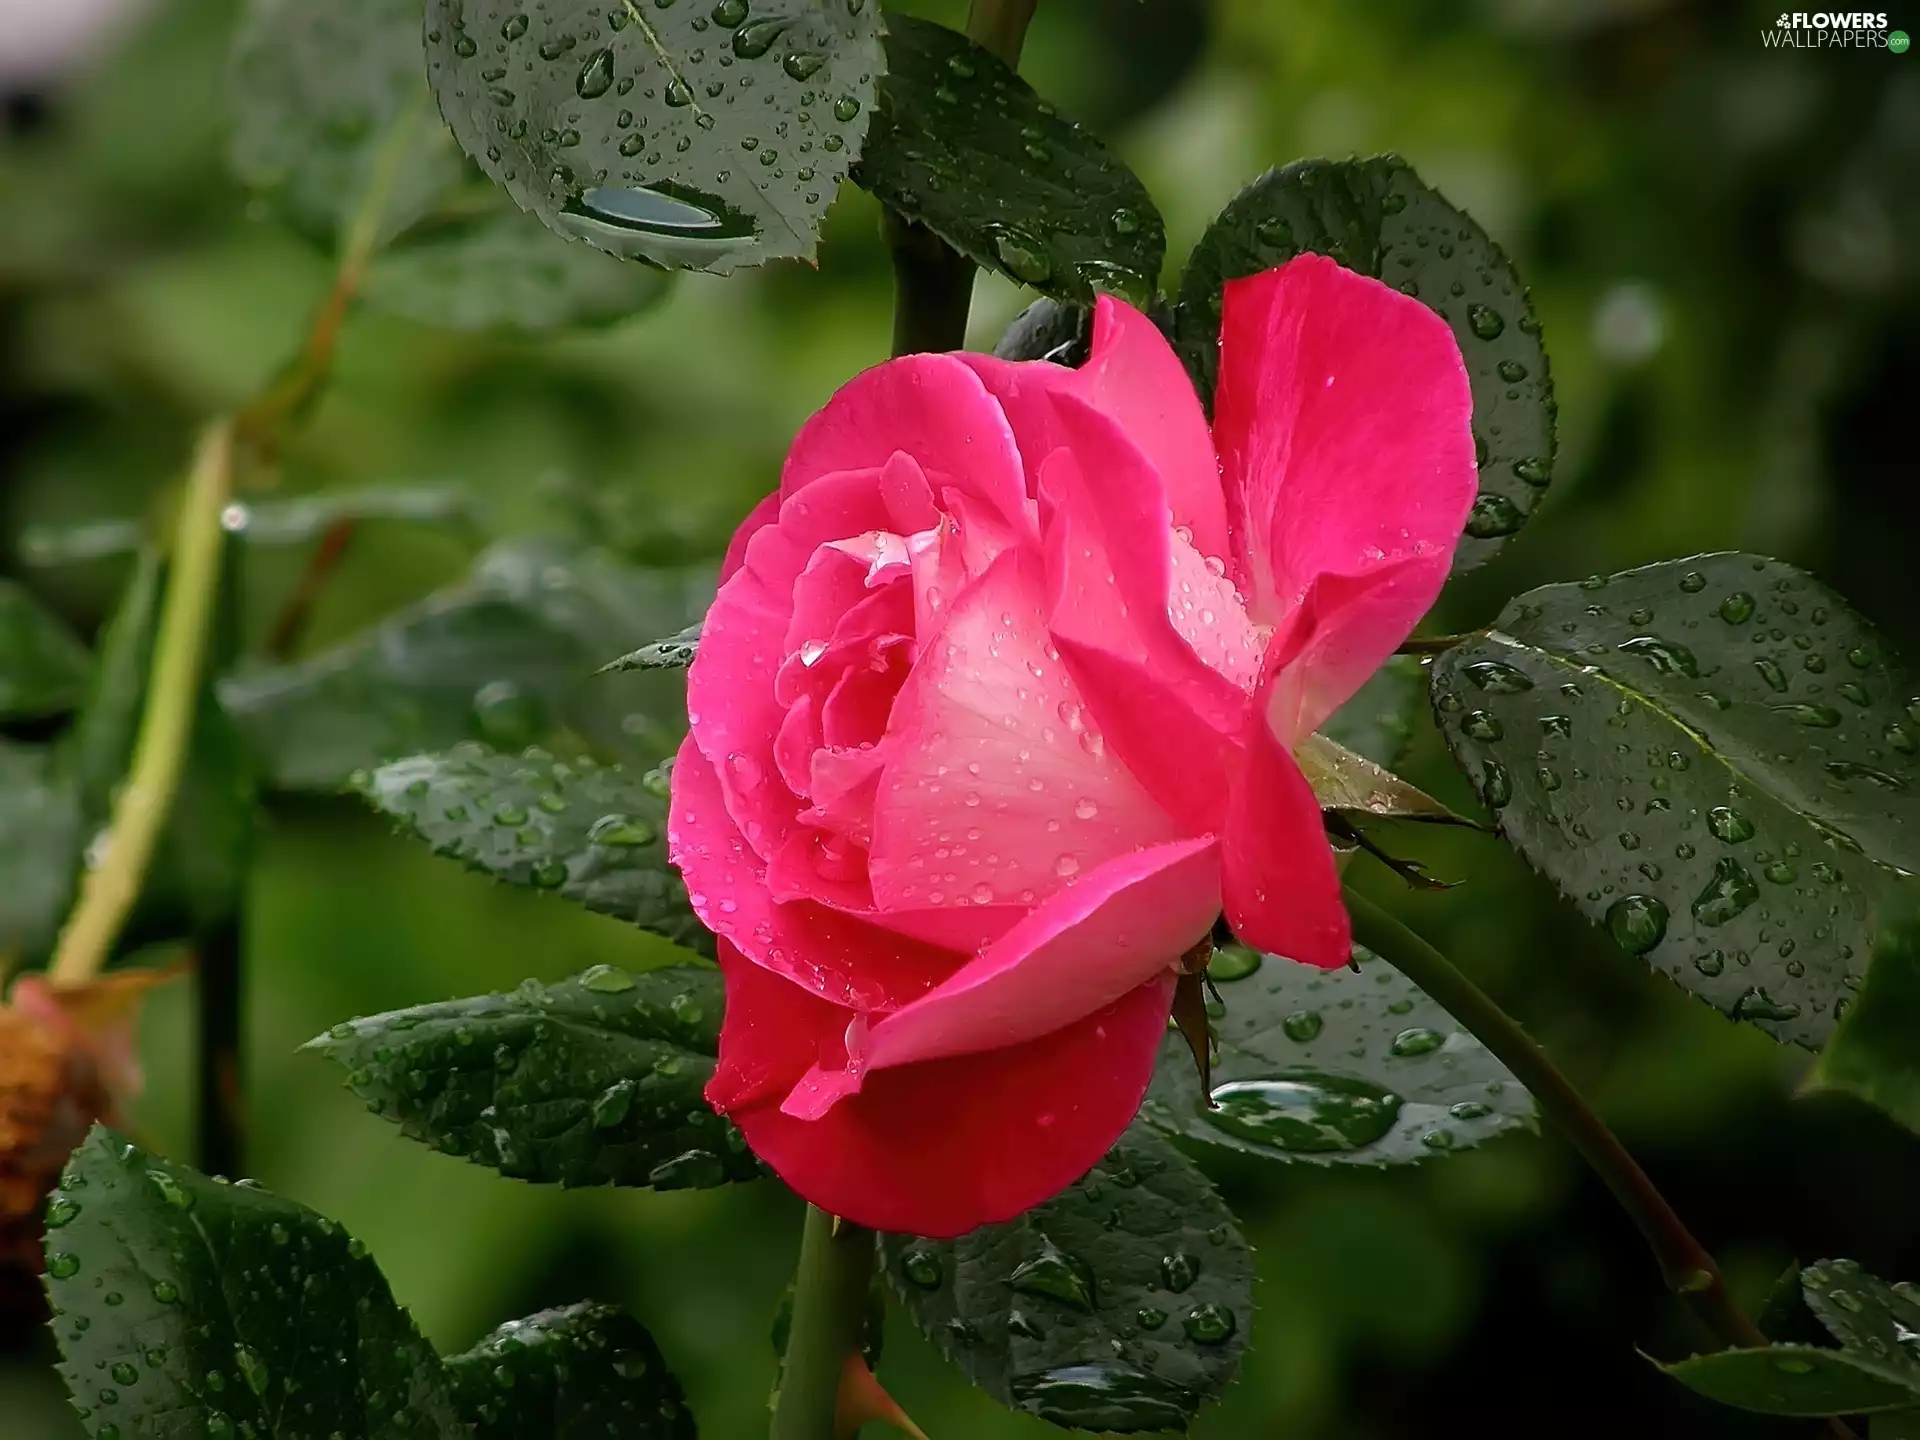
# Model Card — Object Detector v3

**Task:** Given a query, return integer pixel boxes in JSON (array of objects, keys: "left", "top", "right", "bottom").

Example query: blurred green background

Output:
[{"left": 4, "top": 0, "right": 1920, "bottom": 1434}]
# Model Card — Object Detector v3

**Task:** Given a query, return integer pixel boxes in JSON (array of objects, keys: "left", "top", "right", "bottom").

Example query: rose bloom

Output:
[{"left": 670, "top": 255, "right": 1476, "bottom": 1236}]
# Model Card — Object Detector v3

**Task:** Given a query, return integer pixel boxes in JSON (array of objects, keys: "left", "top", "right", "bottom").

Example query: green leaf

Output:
[
  {"left": 46, "top": 1127, "right": 466, "bottom": 1440},
  {"left": 20, "top": 486, "right": 481, "bottom": 566},
  {"left": 1802, "top": 1260, "right": 1920, "bottom": 1377},
  {"left": 1175, "top": 156, "right": 1557, "bottom": 571},
  {"left": 1142, "top": 943, "right": 1534, "bottom": 1166},
  {"left": 219, "top": 538, "right": 711, "bottom": 789},
  {"left": 1321, "top": 655, "right": 1424, "bottom": 770},
  {"left": 229, "top": 0, "right": 465, "bottom": 241},
  {"left": 366, "top": 206, "right": 676, "bottom": 331},
  {"left": 0, "top": 578, "right": 91, "bottom": 720},
  {"left": 424, "top": 0, "right": 882, "bottom": 274},
  {"left": 1875, "top": 1411, "right": 1920, "bottom": 1439},
  {"left": 857, "top": 15, "right": 1163, "bottom": 305},
  {"left": 446, "top": 1302, "right": 696, "bottom": 1438},
  {"left": 882, "top": 1125, "right": 1251, "bottom": 1434},
  {"left": 598, "top": 620, "right": 702, "bottom": 674},
  {"left": 1431, "top": 553, "right": 1919, "bottom": 1048},
  {"left": 1807, "top": 890, "right": 1920, "bottom": 1135},
  {"left": 307, "top": 964, "right": 759, "bottom": 1190},
  {"left": 1295, "top": 732, "right": 1473, "bottom": 827},
  {"left": 357, "top": 744, "right": 707, "bottom": 951},
  {"left": 0, "top": 739, "right": 81, "bottom": 957},
  {"left": 1659, "top": 1346, "right": 1919, "bottom": 1417}
]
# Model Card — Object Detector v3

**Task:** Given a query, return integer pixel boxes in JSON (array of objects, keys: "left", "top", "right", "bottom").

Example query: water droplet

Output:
[
  {"left": 1010, "top": 1245, "right": 1096, "bottom": 1311},
  {"left": 1754, "top": 658, "right": 1789, "bottom": 692},
  {"left": 580, "top": 964, "right": 636, "bottom": 993},
  {"left": 1707, "top": 807, "right": 1755, "bottom": 844},
  {"left": 1281, "top": 1010, "right": 1322, "bottom": 1042},
  {"left": 833, "top": 94, "right": 861, "bottom": 122},
  {"left": 146, "top": 1169, "right": 193, "bottom": 1210},
  {"left": 575, "top": 47, "right": 614, "bottom": 99},
  {"left": 733, "top": 18, "right": 788, "bottom": 58},
  {"left": 1617, "top": 636, "right": 1700, "bottom": 678},
  {"left": 1479, "top": 759, "right": 1512, "bottom": 808},
  {"left": 1605, "top": 894, "right": 1670, "bottom": 954},
  {"left": 1136, "top": 1306, "right": 1167, "bottom": 1330},
  {"left": 1733, "top": 987, "right": 1802, "bottom": 1023},
  {"left": 1512, "top": 455, "right": 1551, "bottom": 486},
  {"left": 1496, "top": 359, "right": 1529, "bottom": 383},
  {"left": 587, "top": 813, "right": 656, "bottom": 846},
  {"left": 1464, "top": 493, "right": 1524, "bottom": 539},
  {"left": 472, "top": 680, "right": 546, "bottom": 748},
  {"left": 1182, "top": 1302, "right": 1237, "bottom": 1344},
  {"left": 782, "top": 50, "right": 824, "bottom": 80},
  {"left": 1463, "top": 661, "right": 1533, "bottom": 693},
  {"left": 592, "top": 1080, "right": 635, "bottom": 1128},
  {"left": 45, "top": 1197, "right": 80, "bottom": 1228},
  {"left": 46, "top": 1252, "right": 79, "bottom": 1280},
  {"left": 1718, "top": 592, "right": 1755, "bottom": 624},
  {"left": 1449, "top": 1101, "right": 1492, "bottom": 1120},
  {"left": 1204, "top": 1073, "right": 1403, "bottom": 1153},
  {"left": 711, "top": 0, "right": 748, "bottom": 24},
  {"left": 991, "top": 228, "right": 1052, "bottom": 284},
  {"left": 1467, "top": 304, "right": 1505, "bottom": 339},
  {"left": 151, "top": 1279, "right": 179, "bottom": 1304},
  {"left": 1009, "top": 1363, "right": 1196, "bottom": 1433},
  {"left": 559, "top": 182, "right": 758, "bottom": 269},
  {"left": 1692, "top": 857, "right": 1760, "bottom": 927},
  {"left": 1462, "top": 709, "right": 1504, "bottom": 741},
  {"left": 1160, "top": 1251, "right": 1201, "bottom": 1292},
  {"left": 1825, "top": 760, "right": 1909, "bottom": 791},
  {"left": 1773, "top": 703, "right": 1841, "bottom": 728},
  {"left": 901, "top": 1248, "right": 944, "bottom": 1289},
  {"left": 501, "top": 13, "right": 529, "bottom": 40},
  {"left": 235, "top": 1347, "right": 269, "bottom": 1397}
]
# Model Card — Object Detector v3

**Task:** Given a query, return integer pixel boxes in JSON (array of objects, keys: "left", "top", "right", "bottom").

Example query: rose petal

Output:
[
  {"left": 781, "top": 835, "right": 1219, "bottom": 1117},
  {"left": 669, "top": 737, "right": 963, "bottom": 1010},
  {"left": 720, "top": 491, "right": 781, "bottom": 583},
  {"left": 868, "top": 549, "right": 1182, "bottom": 914},
  {"left": 960, "top": 296, "right": 1228, "bottom": 560},
  {"left": 709, "top": 947, "right": 1177, "bottom": 1236},
  {"left": 1214, "top": 253, "right": 1476, "bottom": 726}
]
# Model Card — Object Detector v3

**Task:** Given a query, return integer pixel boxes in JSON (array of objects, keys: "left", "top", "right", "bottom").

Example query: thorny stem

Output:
[
  {"left": 48, "top": 423, "right": 235, "bottom": 988},
  {"left": 774, "top": 6, "right": 1043, "bottom": 1436},
  {"left": 265, "top": 515, "right": 360, "bottom": 658}
]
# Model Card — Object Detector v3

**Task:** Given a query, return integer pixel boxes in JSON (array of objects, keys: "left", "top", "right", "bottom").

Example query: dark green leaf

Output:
[
  {"left": 0, "top": 578, "right": 90, "bottom": 720},
  {"left": 1758, "top": 1258, "right": 1829, "bottom": 1347},
  {"left": 1295, "top": 732, "right": 1473, "bottom": 827},
  {"left": 1659, "top": 1346, "right": 1918, "bottom": 1417},
  {"left": 0, "top": 739, "right": 81, "bottom": 957},
  {"left": 357, "top": 744, "right": 707, "bottom": 951},
  {"left": 219, "top": 538, "right": 711, "bottom": 788},
  {"left": 425, "top": 0, "right": 882, "bottom": 274},
  {"left": 1807, "top": 890, "right": 1920, "bottom": 1135},
  {"left": 306, "top": 964, "right": 759, "bottom": 1190},
  {"left": 598, "top": 621, "right": 702, "bottom": 674},
  {"left": 446, "top": 1302, "right": 696, "bottom": 1438},
  {"left": 858, "top": 16, "right": 1163, "bottom": 305},
  {"left": 46, "top": 1127, "right": 465, "bottom": 1440},
  {"left": 229, "top": 0, "right": 465, "bottom": 241},
  {"left": 882, "top": 1125, "right": 1251, "bottom": 1433},
  {"left": 1321, "top": 655, "right": 1424, "bottom": 770},
  {"left": 20, "top": 486, "right": 480, "bottom": 566},
  {"left": 1431, "top": 553, "right": 1918, "bottom": 1048},
  {"left": 993, "top": 296, "right": 1091, "bottom": 365},
  {"left": 1175, "top": 155, "right": 1557, "bottom": 571},
  {"left": 1142, "top": 943, "right": 1534, "bottom": 1166},
  {"left": 1802, "top": 1259, "right": 1920, "bottom": 1376},
  {"left": 367, "top": 207, "right": 676, "bottom": 331}
]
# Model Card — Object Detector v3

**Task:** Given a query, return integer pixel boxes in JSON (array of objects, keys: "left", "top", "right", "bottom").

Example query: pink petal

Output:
[
  {"left": 1214, "top": 254, "right": 1476, "bottom": 725},
  {"left": 709, "top": 945, "right": 1178, "bottom": 1237},
  {"left": 720, "top": 491, "right": 781, "bottom": 583},
  {"left": 868, "top": 550, "right": 1182, "bottom": 914},
  {"left": 960, "top": 297, "right": 1229, "bottom": 561},
  {"left": 1260, "top": 557, "right": 1440, "bottom": 745},
  {"left": 1220, "top": 674, "right": 1351, "bottom": 970},
  {"left": 780, "top": 354, "right": 1032, "bottom": 545},
  {"left": 781, "top": 836, "right": 1219, "bottom": 1117},
  {"left": 668, "top": 737, "right": 964, "bottom": 1010}
]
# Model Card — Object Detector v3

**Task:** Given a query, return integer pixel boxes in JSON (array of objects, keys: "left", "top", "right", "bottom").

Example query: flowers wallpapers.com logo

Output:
[{"left": 1765, "top": 11, "right": 1909, "bottom": 47}]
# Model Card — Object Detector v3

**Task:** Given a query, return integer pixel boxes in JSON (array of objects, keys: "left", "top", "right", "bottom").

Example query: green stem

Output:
[
  {"left": 1344, "top": 889, "right": 1767, "bottom": 1348},
  {"left": 769, "top": 1208, "right": 877, "bottom": 1440},
  {"left": 880, "top": 0, "right": 1042, "bottom": 356},
  {"left": 48, "top": 422, "right": 235, "bottom": 988}
]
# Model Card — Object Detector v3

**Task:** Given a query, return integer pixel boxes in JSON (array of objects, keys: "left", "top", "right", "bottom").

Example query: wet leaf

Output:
[
  {"left": 883, "top": 1124, "right": 1251, "bottom": 1434},
  {"left": 1432, "top": 553, "right": 1918, "bottom": 1048},
  {"left": 0, "top": 579, "right": 90, "bottom": 720},
  {"left": 367, "top": 206, "right": 676, "bottom": 331},
  {"left": 47, "top": 1127, "right": 465, "bottom": 1439},
  {"left": 446, "top": 1302, "right": 696, "bottom": 1438},
  {"left": 598, "top": 620, "right": 702, "bottom": 674},
  {"left": 219, "top": 537, "right": 712, "bottom": 789},
  {"left": 992, "top": 296, "right": 1092, "bottom": 365},
  {"left": 856, "top": 15, "right": 1164, "bottom": 305},
  {"left": 20, "top": 486, "right": 480, "bottom": 566},
  {"left": 1807, "top": 889, "right": 1920, "bottom": 1137},
  {"left": 425, "top": 0, "right": 882, "bottom": 274},
  {"left": 1142, "top": 942, "right": 1534, "bottom": 1166},
  {"left": 357, "top": 744, "right": 708, "bottom": 952},
  {"left": 1295, "top": 732, "right": 1473, "bottom": 826},
  {"left": 306, "top": 964, "right": 759, "bottom": 1190},
  {"left": 1176, "top": 155, "right": 1556, "bottom": 572},
  {"left": 229, "top": 0, "right": 465, "bottom": 241}
]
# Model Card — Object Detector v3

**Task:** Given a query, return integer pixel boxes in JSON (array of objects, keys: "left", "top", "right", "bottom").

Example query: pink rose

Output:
[{"left": 670, "top": 255, "right": 1477, "bottom": 1236}]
